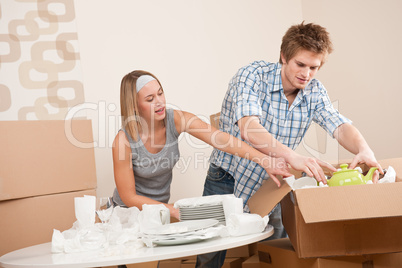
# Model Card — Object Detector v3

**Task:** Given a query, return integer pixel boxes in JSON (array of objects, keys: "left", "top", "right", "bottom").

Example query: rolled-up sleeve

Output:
[
  {"left": 231, "top": 68, "right": 263, "bottom": 124},
  {"left": 313, "top": 86, "right": 352, "bottom": 137}
]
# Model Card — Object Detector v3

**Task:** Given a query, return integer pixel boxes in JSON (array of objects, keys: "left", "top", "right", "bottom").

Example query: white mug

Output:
[{"left": 138, "top": 204, "right": 170, "bottom": 232}]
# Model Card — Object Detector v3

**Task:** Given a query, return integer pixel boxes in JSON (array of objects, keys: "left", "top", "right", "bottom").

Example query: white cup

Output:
[
  {"left": 138, "top": 204, "right": 170, "bottom": 232},
  {"left": 292, "top": 176, "right": 318, "bottom": 189}
]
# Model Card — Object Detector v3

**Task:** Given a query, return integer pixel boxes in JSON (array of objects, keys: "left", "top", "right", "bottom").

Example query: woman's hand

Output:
[{"left": 166, "top": 204, "right": 180, "bottom": 220}]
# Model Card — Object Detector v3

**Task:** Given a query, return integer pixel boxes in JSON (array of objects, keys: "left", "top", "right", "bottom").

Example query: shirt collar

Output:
[
  {"left": 270, "top": 62, "right": 283, "bottom": 93},
  {"left": 270, "top": 62, "right": 312, "bottom": 98}
]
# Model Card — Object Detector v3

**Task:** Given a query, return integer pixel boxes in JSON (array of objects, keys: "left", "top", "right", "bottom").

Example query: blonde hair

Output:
[
  {"left": 280, "top": 22, "right": 333, "bottom": 67},
  {"left": 120, "top": 70, "right": 163, "bottom": 141}
]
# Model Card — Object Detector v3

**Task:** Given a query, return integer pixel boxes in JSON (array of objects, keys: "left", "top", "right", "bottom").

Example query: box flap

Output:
[
  {"left": 295, "top": 182, "right": 402, "bottom": 223},
  {"left": 248, "top": 177, "right": 292, "bottom": 217}
]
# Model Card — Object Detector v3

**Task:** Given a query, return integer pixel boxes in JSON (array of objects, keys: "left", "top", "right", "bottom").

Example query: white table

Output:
[{"left": 0, "top": 225, "right": 273, "bottom": 268}]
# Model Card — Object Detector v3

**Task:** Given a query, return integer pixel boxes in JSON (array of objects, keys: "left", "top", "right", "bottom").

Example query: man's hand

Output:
[
  {"left": 286, "top": 153, "right": 336, "bottom": 184},
  {"left": 349, "top": 150, "right": 384, "bottom": 183},
  {"left": 334, "top": 123, "right": 383, "bottom": 183}
]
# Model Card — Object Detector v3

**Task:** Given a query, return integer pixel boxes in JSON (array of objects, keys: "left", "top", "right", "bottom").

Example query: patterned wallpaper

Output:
[{"left": 0, "top": 0, "right": 84, "bottom": 120}]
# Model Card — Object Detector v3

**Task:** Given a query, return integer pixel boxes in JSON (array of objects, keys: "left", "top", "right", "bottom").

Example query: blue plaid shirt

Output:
[{"left": 210, "top": 61, "right": 351, "bottom": 210}]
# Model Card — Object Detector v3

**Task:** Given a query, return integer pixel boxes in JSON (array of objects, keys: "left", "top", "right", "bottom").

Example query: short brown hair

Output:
[{"left": 280, "top": 22, "right": 333, "bottom": 66}]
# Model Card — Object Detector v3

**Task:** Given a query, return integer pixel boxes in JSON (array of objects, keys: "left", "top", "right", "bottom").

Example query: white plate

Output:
[
  {"left": 180, "top": 215, "right": 223, "bottom": 219},
  {"left": 180, "top": 209, "right": 223, "bottom": 214},
  {"left": 153, "top": 237, "right": 205, "bottom": 246},
  {"left": 179, "top": 204, "right": 223, "bottom": 210},
  {"left": 142, "top": 219, "right": 219, "bottom": 235},
  {"left": 180, "top": 212, "right": 224, "bottom": 217}
]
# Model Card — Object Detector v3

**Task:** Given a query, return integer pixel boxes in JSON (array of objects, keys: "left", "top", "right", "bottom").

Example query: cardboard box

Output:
[
  {"left": 158, "top": 259, "right": 182, "bottom": 268},
  {"left": 126, "top": 261, "right": 158, "bottom": 268},
  {"left": 227, "top": 243, "right": 257, "bottom": 258},
  {"left": 0, "top": 189, "right": 96, "bottom": 256},
  {"left": 257, "top": 238, "right": 402, "bottom": 268},
  {"left": 249, "top": 158, "right": 402, "bottom": 258},
  {"left": 158, "top": 256, "right": 196, "bottom": 268},
  {"left": 0, "top": 120, "right": 97, "bottom": 201},
  {"left": 242, "top": 254, "right": 260, "bottom": 268}
]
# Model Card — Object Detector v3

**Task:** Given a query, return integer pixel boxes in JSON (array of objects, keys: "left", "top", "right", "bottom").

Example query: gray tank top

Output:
[{"left": 113, "top": 108, "right": 180, "bottom": 207}]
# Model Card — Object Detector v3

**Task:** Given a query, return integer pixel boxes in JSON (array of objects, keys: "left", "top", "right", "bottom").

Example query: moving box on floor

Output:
[{"left": 249, "top": 158, "right": 402, "bottom": 258}]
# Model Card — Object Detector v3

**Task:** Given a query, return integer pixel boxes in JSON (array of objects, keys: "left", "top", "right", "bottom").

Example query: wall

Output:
[
  {"left": 0, "top": 1, "right": 83, "bottom": 119},
  {"left": 72, "top": 0, "right": 303, "bottom": 201},
  {"left": 299, "top": 0, "right": 402, "bottom": 161},
  {"left": 2, "top": 0, "right": 400, "bottom": 205}
]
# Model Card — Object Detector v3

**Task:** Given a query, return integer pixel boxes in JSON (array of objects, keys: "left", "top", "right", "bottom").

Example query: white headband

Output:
[{"left": 136, "top": 75, "right": 156, "bottom": 93}]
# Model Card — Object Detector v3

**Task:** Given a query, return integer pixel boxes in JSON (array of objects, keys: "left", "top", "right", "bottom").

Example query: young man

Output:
[{"left": 195, "top": 22, "right": 383, "bottom": 268}]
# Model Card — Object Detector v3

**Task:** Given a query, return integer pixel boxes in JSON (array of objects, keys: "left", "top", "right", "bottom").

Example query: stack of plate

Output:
[
  {"left": 141, "top": 219, "right": 219, "bottom": 246},
  {"left": 179, "top": 203, "right": 226, "bottom": 225}
]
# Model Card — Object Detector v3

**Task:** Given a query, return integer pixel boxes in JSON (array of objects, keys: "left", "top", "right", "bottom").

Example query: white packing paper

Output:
[
  {"left": 226, "top": 213, "right": 268, "bottom": 237},
  {"left": 74, "top": 195, "right": 96, "bottom": 229},
  {"left": 52, "top": 203, "right": 143, "bottom": 253},
  {"left": 222, "top": 195, "right": 244, "bottom": 223}
]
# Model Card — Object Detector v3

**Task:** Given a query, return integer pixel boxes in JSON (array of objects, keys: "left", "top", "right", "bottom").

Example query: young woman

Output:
[{"left": 112, "top": 70, "right": 291, "bottom": 220}]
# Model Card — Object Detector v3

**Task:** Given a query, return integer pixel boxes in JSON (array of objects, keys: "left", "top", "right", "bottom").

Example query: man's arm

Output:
[
  {"left": 237, "top": 116, "right": 336, "bottom": 183},
  {"left": 333, "top": 123, "right": 383, "bottom": 181}
]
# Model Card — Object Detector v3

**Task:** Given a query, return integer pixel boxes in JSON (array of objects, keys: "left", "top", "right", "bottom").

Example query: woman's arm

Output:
[
  {"left": 112, "top": 131, "right": 179, "bottom": 219},
  {"left": 237, "top": 116, "right": 337, "bottom": 183},
  {"left": 173, "top": 110, "right": 292, "bottom": 187}
]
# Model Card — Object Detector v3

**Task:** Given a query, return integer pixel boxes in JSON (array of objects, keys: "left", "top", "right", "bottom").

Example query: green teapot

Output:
[{"left": 327, "top": 164, "right": 378, "bottom": 187}]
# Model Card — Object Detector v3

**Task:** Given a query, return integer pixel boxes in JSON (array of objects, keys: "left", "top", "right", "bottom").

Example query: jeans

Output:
[
  {"left": 195, "top": 163, "right": 287, "bottom": 267},
  {"left": 195, "top": 163, "right": 234, "bottom": 268}
]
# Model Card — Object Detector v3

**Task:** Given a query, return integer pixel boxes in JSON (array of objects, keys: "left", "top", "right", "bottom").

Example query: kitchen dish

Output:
[
  {"left": 179, "top": 203, "right": 226, "bottom": 224},
  {"left": 327, "top": 164, "right": 378, "bottom": 187},
  {"left": 152, "top": 237, "right": 205, "bottom": 246},
  {"left": 142, "top": 219, "right": 219, "bottom": 235}
]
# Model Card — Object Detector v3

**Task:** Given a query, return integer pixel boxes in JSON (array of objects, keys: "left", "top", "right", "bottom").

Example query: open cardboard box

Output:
[
  {"left": 248, "top": 158, "right": 402, "bottom": 258},
  {"left": 258, "top": 238, "right": 402, "bottom": 268}
]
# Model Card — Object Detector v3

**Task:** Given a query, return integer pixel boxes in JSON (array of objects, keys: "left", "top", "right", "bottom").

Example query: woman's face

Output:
[{"left": 136, "top": 79, "right": 166, "bottom": 123}]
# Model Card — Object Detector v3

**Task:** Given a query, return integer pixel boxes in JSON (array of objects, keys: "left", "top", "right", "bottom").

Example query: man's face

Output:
[{"left": 281, "top": 49, "right": 324, "bottom": 92}]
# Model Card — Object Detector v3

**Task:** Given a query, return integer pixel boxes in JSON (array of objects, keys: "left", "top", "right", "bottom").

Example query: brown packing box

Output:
[
  {"left": 258, "top": 238, "right": 402, "bottom": 268},
  {"left": 158, "top": 256, "right": 196, "bottom": 268},
  {"left": 248, "top": 158, "right": 402, "bottom": 258},
  {"left": 226, "top": 243, "right": 258, "bottom": 258},
  {"left": 157, "top": 259, "right": 182, "bottom": 268},
  {"left": 0, "top": 120, "right": 97, "bottom": 201},
  {"left": 0, "top": 189, "right": 96, "bottom": 256},
  {"left": 126, "top": 261, "right": 158, "bottom": 268},
  {"left": 241, "top": 254, "right": 260, "bottom": 268}
]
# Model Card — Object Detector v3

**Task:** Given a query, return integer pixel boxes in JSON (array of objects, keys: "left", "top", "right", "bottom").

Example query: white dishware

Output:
[
  {"left": 142, "top": 219, "right": 219, "bottom": 235},
  {"left": 138, "top": 204, "right": 170, "bottom": 233},
  {"left": 179, "top": 203, "right": 226, "bottom": 224},
  {"left": 292, "top": 176, "right": 318, "bottom": 189}
]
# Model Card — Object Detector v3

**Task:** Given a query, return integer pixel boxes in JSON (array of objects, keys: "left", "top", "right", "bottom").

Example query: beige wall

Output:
[
  {"left": 3, "top": 0, "right": 400, "bottom": 204},
  {"left": 299, "top": 0, "right": 402, "bottom": 161},
  {"left": 73, "top": 0, "right": 303, "bottom": 201},
  {"left": 82, "top": 0, "right": 401, "bottom": 201}
]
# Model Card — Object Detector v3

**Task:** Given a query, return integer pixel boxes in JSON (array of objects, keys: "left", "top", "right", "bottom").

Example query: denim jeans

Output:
[
  {"left": 195, "top": 163, "right": 287, "bottom": 267},
  {"left": 195, "top": 163, "right": 234, "bottom": 268}
]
